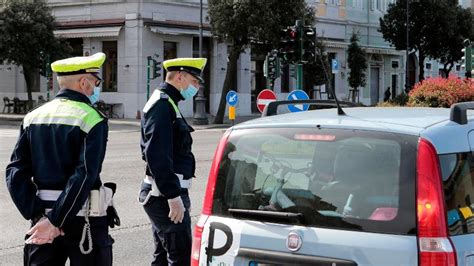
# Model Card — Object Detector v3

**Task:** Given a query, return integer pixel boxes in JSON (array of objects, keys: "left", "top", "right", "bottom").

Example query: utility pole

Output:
[
  {"left": 193, "top": 0, "right": 208, "bottom": 125},
  {"left": 405, "top": 0, "right": 410, "bottom": 93}
]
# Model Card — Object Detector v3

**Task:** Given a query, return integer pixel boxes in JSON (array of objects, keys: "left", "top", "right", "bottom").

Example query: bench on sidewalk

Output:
[
  {"left": 95, "top": 100, "right": 122, "bottom": 118},
  {"left": 13, "top": 97, "right": 31, "bottom": 114},
  {"left": 3, "top": 97, "right": 14, "bottom": 113}
]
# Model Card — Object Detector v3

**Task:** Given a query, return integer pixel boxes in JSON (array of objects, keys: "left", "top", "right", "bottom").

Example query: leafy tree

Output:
[
  {"left": 208, "top": 0, "right": 314, "bottom": 123},
  {"left": 347, "top": 33, "right": 367, "bottom": 102},
  {"left": 0, "top": 1, "right": 70, "bottom": 105},
  {"left": 438, "top": 6, "right": 474, "bottom": 76},
  {"left": 379, "top": 0, "right": 472, "bottom": 84}
]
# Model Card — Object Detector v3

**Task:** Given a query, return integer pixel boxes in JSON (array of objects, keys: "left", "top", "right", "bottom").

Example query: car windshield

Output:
[{"left": 212, "top": 127, "right": 418, "bottom": 235}]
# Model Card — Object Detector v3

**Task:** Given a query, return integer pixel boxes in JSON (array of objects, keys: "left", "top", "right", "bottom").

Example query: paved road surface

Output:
[{"left": 0, "top": 122, "right": 226, "bottom": 265}]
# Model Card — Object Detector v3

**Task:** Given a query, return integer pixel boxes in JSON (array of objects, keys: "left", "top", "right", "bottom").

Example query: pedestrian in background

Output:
[
  {"left": 384, "top": 87, "right": 392, "bottom": 102},
  {"left": 138, "top": 57, "right": 207, "bottom": 265},
  {"left": 6, "top": 52, "right": 117, "bottom": 265}
]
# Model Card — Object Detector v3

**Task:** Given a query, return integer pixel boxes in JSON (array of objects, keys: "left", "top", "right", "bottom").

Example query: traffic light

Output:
[
  {"left": 268, "top": 52, "right": 279, "bottom": 79},
  {"left": 264, "top": 51, "right": 280, "bottom": 89},
  {"left": 39, "top": 62, "right": 51, "bottom": 77},
  {"left": 461, "top": 39, "right": 472, "bottom": 78},
  {"left": 278, "top": 27, "right": 298, "bottom": 63},
  {"left": 150, "top": 57, "right": 162, "bottom": 79},
  {"left": 302, "top": 27, "right": 316, "bottom": 63}
]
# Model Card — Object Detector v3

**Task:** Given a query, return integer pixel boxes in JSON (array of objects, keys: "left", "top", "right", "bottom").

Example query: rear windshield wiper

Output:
[{"left": 228, "top": 208, "right": 303, "bottom": 223}]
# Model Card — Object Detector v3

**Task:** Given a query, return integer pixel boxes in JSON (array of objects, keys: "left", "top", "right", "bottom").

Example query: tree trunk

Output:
[
  {"left": 351, "top": 88, "right": 357, "bottom": 103},
  {"left": 418, "top": 51, "right": 425, "bottom": 83},
  {"left": 213, "top": 46, "right": 241, "bottom": 124},
  {"left": 23, "top": 65, "right": 40, "bottom": 109}
]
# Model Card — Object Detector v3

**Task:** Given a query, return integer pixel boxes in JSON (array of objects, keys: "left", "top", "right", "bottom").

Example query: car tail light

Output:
[
  {"left": 202, "top": 129, "right": 231, "bottom": 215},
  {"left": 191, "top": 130, "right": 231, "bottom": 265},
  {"left": 191, "top": 215, "right": 209, "bottom": 266},
  {"left": 416, "top": 138, "right": 457, "bottom": 266}
]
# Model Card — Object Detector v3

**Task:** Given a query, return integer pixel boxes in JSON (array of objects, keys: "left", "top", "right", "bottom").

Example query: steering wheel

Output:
[{"left": 321, "top": 180, "right": 341, "bottom": 191}]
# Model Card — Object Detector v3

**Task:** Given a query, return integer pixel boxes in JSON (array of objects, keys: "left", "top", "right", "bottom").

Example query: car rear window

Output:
[
  {"left": 212, "top": 128, "right": 418, "bottom": 235},
  {"left": 440, "top": 152, "right": 474, "bottom": 236}
]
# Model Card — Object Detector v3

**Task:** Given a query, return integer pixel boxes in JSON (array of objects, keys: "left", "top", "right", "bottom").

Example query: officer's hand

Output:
[
  {"left": 167, "top": 196, "right": 185, "bottom": 224},
  {"left": 25, "top": 217, "right": 64, "bottom": 245}
]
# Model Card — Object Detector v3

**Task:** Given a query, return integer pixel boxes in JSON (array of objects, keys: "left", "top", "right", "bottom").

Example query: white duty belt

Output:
[
  {"left": 37, "top": 186, "right": 115, "bottom": 255},
  {"left": 144, "top": 173, "right": 192, "bottom": 197},
  {"left": 37, "top": 186, "right": 114, "bottom": 217}
]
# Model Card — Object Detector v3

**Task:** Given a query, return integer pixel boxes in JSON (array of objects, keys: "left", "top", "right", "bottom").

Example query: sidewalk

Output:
[{"left": 0, "top": 113, "right": 261, "bottom": 130}]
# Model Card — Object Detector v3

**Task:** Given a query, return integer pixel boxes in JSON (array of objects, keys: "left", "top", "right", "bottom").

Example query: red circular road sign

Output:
[{"left": 256, "top": 89, "right": 277, "bottom": 113}]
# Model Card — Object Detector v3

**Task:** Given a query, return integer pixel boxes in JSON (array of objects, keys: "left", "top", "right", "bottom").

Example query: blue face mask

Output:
[
  {"left": 180, "top": 84, "right": 198, "bottom": 100},
  {"left": 88, "top": 87, "right": 101, "bottom": 105}
]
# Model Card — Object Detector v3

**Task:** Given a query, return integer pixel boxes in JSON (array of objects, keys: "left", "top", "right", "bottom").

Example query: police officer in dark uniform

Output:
[
  {"left": 6, "top": 52, "right": 115, "bottom": 265},
  {"left": 139, "top": 57, "right": 207, "bottom": 265}
]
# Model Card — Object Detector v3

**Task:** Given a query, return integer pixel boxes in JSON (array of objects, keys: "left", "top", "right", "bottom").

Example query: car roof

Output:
[{"left": 234, "top": 107, "right": 474, "bottom": 153}]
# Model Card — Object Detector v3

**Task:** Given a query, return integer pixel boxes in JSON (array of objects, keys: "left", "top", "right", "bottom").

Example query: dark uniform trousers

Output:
[
  {"left": 142, "top": 189, "right": 191, "bottom": 266},
  {"left": 24, "top": 217, "right": 113, "bottom": 266},
  {"left": 140, "top": 84, "right": 196, "bottom": 265}
]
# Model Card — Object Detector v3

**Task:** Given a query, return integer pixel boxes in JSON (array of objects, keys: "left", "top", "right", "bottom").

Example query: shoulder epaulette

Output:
[{"left": 159, "top": 93, "right": 169, "bottom": 100}]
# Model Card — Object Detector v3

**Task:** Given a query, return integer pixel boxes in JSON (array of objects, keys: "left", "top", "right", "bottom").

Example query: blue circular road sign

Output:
[
  {"left": 287, "top": 90, "right": 309, "bottom": 112},
  {"left": 226, "top": 90, "right": 239, "bottom": 106}
]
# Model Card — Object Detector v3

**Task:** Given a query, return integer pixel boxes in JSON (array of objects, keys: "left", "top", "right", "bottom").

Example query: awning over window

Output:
[
  {"left": 364, "top": 47, "right": 403, "bottom": 56},
  {"left": 149, "top": 26, "right": 212, "bottom": 37},
  {"left": 53, "top": 26, "right": 122, "bottom": 39},
  {"left": 325, "top": 41, "right": 348, "bottom": 49}
]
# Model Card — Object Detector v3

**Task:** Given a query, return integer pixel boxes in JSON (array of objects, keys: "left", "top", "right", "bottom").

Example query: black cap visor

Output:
[{"left": 168, "top": 66, "right": 204, "bottom": 83}]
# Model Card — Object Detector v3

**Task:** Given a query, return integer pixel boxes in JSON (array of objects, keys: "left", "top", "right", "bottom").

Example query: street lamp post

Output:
[
  {"left": 405, "top": 0, "right": 410, "bottom": 93},
  {"left": 193, "top": 0, "right": 208, "bottom": 125}
]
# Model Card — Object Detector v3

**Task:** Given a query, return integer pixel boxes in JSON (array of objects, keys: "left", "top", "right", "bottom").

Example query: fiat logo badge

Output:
[{"left": 286, "top": 231, "right": 302, "bottom": 252}]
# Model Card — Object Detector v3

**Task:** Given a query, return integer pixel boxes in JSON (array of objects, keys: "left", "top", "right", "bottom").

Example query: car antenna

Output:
[{"left": 318, "top": 50, "right": 346, "bottom": 115}]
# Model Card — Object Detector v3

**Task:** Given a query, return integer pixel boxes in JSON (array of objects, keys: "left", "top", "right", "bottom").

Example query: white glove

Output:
[{"left": 167, "top": 196, "right": 185, "bottom": 224}]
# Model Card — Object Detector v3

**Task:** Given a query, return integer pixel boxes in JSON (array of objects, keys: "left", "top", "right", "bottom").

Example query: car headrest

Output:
[
  {"left": 334, "top": 143, "right": 377, "bottom": 183},
  {"left": 333, "top": 142, "right": 395, "bottom": 184}
]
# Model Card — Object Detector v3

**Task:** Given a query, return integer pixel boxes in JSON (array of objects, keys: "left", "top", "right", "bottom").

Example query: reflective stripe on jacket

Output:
[
  {"left": 140, "top": 83, "right": 195, "bottom": 199},
  {"left": 6, "top": 89, "right": 108, "bottom": 228}
]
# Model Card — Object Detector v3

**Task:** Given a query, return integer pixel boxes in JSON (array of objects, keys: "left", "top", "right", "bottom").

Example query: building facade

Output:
[
  {"left": 312, "top": 0, "right": 468, "bottom": 105},
  {"left": 0, "top": 0, "right": 253, "bottom": 118},
  {"left": 0, "top": 0, "right": 471, "bottom": 118}
]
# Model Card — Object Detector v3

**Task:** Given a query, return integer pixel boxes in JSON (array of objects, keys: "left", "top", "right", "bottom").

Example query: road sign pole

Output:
[
  {"left": 295, "top": 20, "right": 304, "bottom": 91},
  {"left": 296, "top": 63, "right": 303, "bottom": 91},
  {"left": 229, "top": 106, "right": 235, "bottom": 126},
  {"left": 45, "top": 57, "right": 51, "bottom": 101}
]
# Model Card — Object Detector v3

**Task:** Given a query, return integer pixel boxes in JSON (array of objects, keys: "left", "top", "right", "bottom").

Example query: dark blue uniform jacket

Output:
[
  {"left": 140, "top": 83, "right": 195, "bottom": 199},
  {"left": 5, "top": 89, "right": 108, "bottom": 228}
]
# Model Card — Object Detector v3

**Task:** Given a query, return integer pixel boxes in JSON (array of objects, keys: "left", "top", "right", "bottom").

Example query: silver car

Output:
[{"left": 191, "top": 102, "right": 474, "bottom": 266}]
